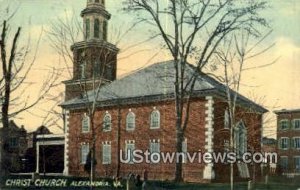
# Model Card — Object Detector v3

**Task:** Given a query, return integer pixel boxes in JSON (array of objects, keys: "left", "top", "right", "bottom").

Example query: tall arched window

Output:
[
  {"left": 126, "top": 110, "right": 135, "bottom": 130},
  {"left": 82, "top": 114, "right": 90, "bottom": 133},
  {"left": 150, "top": 109, "right": 160, "bottom": 129},
  {"left": 103, "top": 20, "right": 107, "bottom": 40},
  {"left": 94, "top": 18, "right": 100, "bottom": 38},
  {"left": 103, "top": 112, "right": 112, "bottom": 131},
  {"left": 86, "top": 18, "right": 90, "bottom": 39},
  {"left": 234, "top": 121, "right": 247, "bottom": 156}
]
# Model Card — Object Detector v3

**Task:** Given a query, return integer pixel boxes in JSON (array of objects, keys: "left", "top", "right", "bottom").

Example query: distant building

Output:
[
  {"left": 35, "top": 134, "right": 65, "bottom": 174},
  {"left": 24, "top": 126, "right": 52, "bottom": 172},
  {"left": 274, "top": 109, "right": 300, "bottom": 175},
  {"left": 0, "top": 120, "right": 27, "bottom": 173},
  {"left": 261, "top": 137, "right": 277, "bottom": 174}
]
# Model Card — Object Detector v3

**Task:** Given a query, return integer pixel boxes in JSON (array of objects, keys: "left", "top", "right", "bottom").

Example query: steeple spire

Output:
[
  {"left": 64, "top": 0, "right": 119, "bottom": 101},
  {"left": 81, "top": 0, "right": 109, "bottom": 41}
]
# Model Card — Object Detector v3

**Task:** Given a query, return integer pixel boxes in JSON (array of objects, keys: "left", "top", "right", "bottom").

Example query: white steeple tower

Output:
[{"left": 82, "top": 0, "right": 109, "bottom": 41}]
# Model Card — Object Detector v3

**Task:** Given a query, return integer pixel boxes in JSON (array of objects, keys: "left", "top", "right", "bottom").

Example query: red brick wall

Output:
[
  {"left": 212, "top": 99, "right": 263, "bottom": 182},
  {"left": 66, "top": 97, "right": 263, "bottom": 182},
  {"left": 276, "top": 111, "right": 300, "bottom": 173}
]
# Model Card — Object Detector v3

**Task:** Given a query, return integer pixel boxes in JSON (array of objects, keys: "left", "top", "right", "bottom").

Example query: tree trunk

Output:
[
  {"left": 116, "top": 106, "right": 121, "bottom": 177},
  {"left": 175, "top": 125, "right": 183, "bottom": 182}
]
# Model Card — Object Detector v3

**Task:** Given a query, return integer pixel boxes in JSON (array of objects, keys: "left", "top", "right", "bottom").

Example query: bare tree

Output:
[
  {"left": 47, "top": 8, "right": 142, "bottom": 185},
  {"left": 123, "top": 0, "right": 269, "bottom": 182},
  {"left": 209, "top": 27, "right": 276, "bottom": 189},
  {"left": 0, "top": 17, "right": 60, "bottom": 175}
]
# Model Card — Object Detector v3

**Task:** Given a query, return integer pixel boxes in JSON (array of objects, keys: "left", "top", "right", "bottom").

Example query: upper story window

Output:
[
  {"left": 93, "top": 60, "right": 101, "bottom": 77},
  {"left": 293, "top": 137, "right": 300, "bottom": 149},
  {"left": 126, "top": 110, "right": 135, "bottom": 130},
  {"left": 9, "top": 137, "right": 18, "bottom": 148},
  {"left": 103, "top": 112, "right": 112, "bottom": 132},
  {"left": 293, "top": 119, "right": 300, "bottom": 130},
  {"left": 279, "top": 119, "right": 289, "bottom": 130},
  {"left": 82, "top": 114, "right": 90, "bottom": 133},
  {"left": 150, "top": 108, "right": 160, "bottom": 129},
  {"left": 279, "top": 137, "right": 289, "bottom": 150},
  {"left": 94, "top": 18, "right": 100, "bottom": 38},
  {"left": 103, "top": 20, "right": 107, "bottom": 40},
  {"left": 85, "top": 18, "right": 90, "bottom": 40},
  {"left": 234, "top": 121, "right": 247, "bottom": 156},
  {"left": 224, "top": 109, "right": 229, "bottom": 129},
  {"left": 80, "top": 62, "right": 86, "bottom": 79}
]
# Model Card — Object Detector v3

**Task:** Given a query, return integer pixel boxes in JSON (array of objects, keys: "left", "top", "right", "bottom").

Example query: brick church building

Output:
[{"left": 60, "top": 0, "right": 267, "bottom": 182}]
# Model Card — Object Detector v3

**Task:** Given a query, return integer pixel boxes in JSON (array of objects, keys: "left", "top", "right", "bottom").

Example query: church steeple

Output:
[
  {"left": 81, "top": 0, "right": 109, "bottom": 41},
  {"left": 64, "top": 0, "right": 119, "bottom": 101}
]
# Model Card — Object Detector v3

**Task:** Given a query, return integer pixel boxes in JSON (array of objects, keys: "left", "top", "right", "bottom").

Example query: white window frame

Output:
[
  {"left": 293, "top": 119, "right": 300, "bottom": 130},
  {"left": 280, "top": 156, "right": 288, "bottom": 171},
  {"left": 234, "top": 121, "right": 247, "bottom": 156},
  {"left": 150, "top": 108, "right": 160, "bottom": 129},
  {"left": 150, "top": 140, "right": 160, "bottom": 153},
  {"left": 279, "top": 119, "right": 289, "bottom": 130},
  {"left": 294, "top": 156, "right": 300, "bottom": 172},
  {"left": 126, "top": 110, "right": 135, "bottom": 131},
  {"left": 81, "top": 144, "right": 89, "bottom": 164},
  {"left": 82, "top": 114, "right": 90, "bottom": 133},
  {"left": 224, "top": 109, "right": 229, "bottom": 129},
  {"left": 102, "top": 143, "right": 111, "bottom": 164},
  {"left": 103, "top": 112, "right": 112, "bottom": 132},
  {"left": 182, "top": 139, "right": 187, "bottom": 163},
  {"left": 279, "top": 137, "right": 289, "bottom": 150},
  {"left": 125, "top": 141, "right": 135, "bottom": 164},
  {"left": 293, "top": 137, "right": 300, "bottom": 149}
]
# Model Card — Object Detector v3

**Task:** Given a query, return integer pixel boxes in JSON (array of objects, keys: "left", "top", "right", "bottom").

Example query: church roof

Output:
[{"left": 61, "top": 60, "right": 267, "bottom": 113}]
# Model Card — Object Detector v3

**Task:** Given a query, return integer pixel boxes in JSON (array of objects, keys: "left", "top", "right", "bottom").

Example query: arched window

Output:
[
  {"left": 85, "top": 18, "right": 90, "bottom": 39},
  {"left": 224, "top": 109, "right": 229, "bottom": 129},
  {"left": 126, "top": 110, "right": 135, "bottom": 130},
  {"left": 103, "top": 112, "right": 112, "bottom": 131},
  {"left": 80, "top": 62, "right": 86, "bottom": 79},
  {"left": 94, "top": 18, "right": 100, "bottom": 38},
  {"left": 150, "top": 109, "right": 160, "bottom": 129},
  {"left": 82, "top": 114, "right": 90, "bottom": 133},
  {"left": 234, "top": 121, "right": 247, "bottom": 156},
  {"left": 103, "top": 20, "right": 107, "bottom": 40}
]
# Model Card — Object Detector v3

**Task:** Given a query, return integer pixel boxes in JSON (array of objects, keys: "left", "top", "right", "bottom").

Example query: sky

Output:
[{"left": 0, "top": 0, "right": 299, "bottom": 138}]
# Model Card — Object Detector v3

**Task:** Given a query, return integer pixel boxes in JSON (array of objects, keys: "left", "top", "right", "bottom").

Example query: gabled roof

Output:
[{"left": 61, "top": 61, "right": 267, "bottom": 113}]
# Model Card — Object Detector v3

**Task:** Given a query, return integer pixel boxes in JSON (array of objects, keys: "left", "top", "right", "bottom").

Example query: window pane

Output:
[
  {"left": 294, "top": 120, "right": 300, "bottom": 129},
  {"left": 126, "top": 112, "right": 135, "bottom": 130},
  {"left": 82, "top": 116, "right": 90, "bottom": 132},
  {"left": 103, "top": 114, "right": 111, "bottom": 131},
  {"left": 150, "top": 111, "right": 160, "bottom": 128},
  {"left": 81, "top": 144, "right": 89, "bottom": 164},
  {"left": 102, "top": 144, "right": 111, "bottom": 164},
  {"left": 86, "top": 19, "right": 90, "bottom": 39},
  {"left": 280, "top": 120, "right": 288, "bottom": 130},
  {"left": 94, "top": 19, "right": 100, "bottom": 38},
  {"left": 126, "top": 143, "right": 135, "bottom": 163}
]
